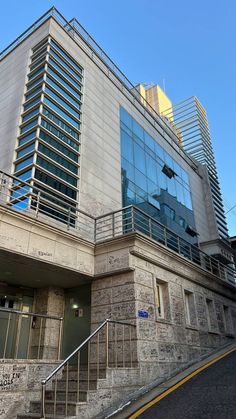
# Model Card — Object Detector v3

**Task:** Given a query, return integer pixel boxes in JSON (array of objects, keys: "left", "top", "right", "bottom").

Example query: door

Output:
[{"left": 63, "top": 284, "right": 91, "bottom": 364}]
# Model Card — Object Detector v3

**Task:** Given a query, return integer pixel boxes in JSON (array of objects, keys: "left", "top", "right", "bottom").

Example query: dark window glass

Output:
[
  {"left": 25, "top": 86, "right": 42, "bottom": 101},
  {"left": 51, "top": 39, "right": 83, "bottom": 74},
  {"left": 22, "top": 108, "right": 39, "bottom": 123},
  {"left": 35, "top": 169, "right": 77, "bottom": 199},
  {"left": 16, "top": 169, "right": 32, "bottom": 181},
  {"left": 46, "top": 76, "right": 81, "bottom": 109},
  {"left": 36, "top": 156, "right": 77, "bottom": 186},
  {"left": 44, "top": 85, "right": 81, "bottom": 116},
  {"left": 18, "top": 130, "right": 37, "bottom": 146},
  {"left": 20, "top": 119, "right": 38, "bottom": 134},
  {"left": 38, "top": 143, "right": 78, "bottom": 173},
  {"left": 39, "top": 130, "right": 79, "bottom": 162},
  {"left": 121, "top": 130, "right": 133, "bottom": 163},
  {"left": 47, "top": 67, "right": 82, "bottom": 97},
  {"left": 24, "top": 97, "right": 41, "bottom": 111},
  {"left": 28, "top": 66, "right": 45, "bottom": 80},
  {"left": 43, "top": 98, "right": 80, "bottom": 129},
  {"left": 49, "top": 49, "right": 82, "bottom": 81},
  {"left": 27, "top": 76, "right": 44, "bottom": 91},
  {"left": 41, "top": 114, "right": 80, "bottom": 143},
  {"left": 48, "top": 59, "right": 82, "bottom": 91}
]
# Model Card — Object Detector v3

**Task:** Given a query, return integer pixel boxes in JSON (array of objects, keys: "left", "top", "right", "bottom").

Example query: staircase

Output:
[{"left": 17, "top": 319, "right": 138, "bottom": 419}]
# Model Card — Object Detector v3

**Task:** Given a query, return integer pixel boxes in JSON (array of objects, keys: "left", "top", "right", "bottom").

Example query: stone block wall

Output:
[
  {"left": 92, "top": 234, "right": 236, "bottom": 387},
  {"left": 0, "top": 360, "right": 58, "bottom": 419}
]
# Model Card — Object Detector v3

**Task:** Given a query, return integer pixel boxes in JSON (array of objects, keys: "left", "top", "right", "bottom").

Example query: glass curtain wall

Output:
[
  {"left": 12, "top": 37, "right": 82, "bottom": 223},
  {"left": 120, "top": 107, "right": 197, "bottom": 245}
]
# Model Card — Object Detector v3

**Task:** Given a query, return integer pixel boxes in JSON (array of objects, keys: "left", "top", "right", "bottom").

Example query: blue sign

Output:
[{"left": 138, "top": 310, "right": 149, "bottom": 318}]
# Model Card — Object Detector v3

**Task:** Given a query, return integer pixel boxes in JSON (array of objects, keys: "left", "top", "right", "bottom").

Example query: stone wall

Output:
[
  {"left": 0, "top": 360, "right": 58, "bottom": 419},
  {"left": 92, "top": 233, "right": 236, "bottom": 386}
]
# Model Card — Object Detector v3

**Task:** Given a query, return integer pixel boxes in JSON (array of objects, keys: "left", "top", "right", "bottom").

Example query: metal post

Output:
[
  {"left": 37, "top": 317, "right": 43, "bottom": 360},
  {"left": 67, "top": 207, "right": 71, "bottom": 230},
  {"left": 87, "top": 341, "right": 90, "bottom": 390},
  {"left": 129, "top": 326, "right": 132, "bottom": 368},
  {"left": 112, "top": 213, "right": 115, "bottom": 238},
  {"left": 57, "top": 319, "right": 63, "bottom": 360},
  {"left": 131, "top": 207, "right": 135, "bottom": 232},
  {"left": 35, "top": 191, "right": 41, "bottom": 217},
  {"left": 65, "top": 363, "right": 69, "bottom": 416},
  {"left": 77, "top": 351, "right": 80, "bottom": 402},
  {"left": 97, "top": 333, "right": 100, "bottom": 379},
  {"left": 3, "top": 313, "right": 11, "bottom": 358},
  {"left": 40, "top": 382, "right": 46, "bottom": 419},
  {"left": 106, "top": 322, "right": 109, "bottom": 368},
  {"left": 53, "top": 375, "right": 58, "bottom": 419},
  {"left": 149, "top": 218, "right": 152, "bottom": 238},
  {"left": 122, "top": 325, "right": 125, "bottom": 367},
  {"left": 189, "top": 244, "right": 193, "bottom": 262}
]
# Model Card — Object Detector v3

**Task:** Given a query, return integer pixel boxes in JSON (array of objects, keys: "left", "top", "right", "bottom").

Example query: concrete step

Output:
[
  {"left": 52, "top": 378, "right": 97, "bottom": 391},
  {"left": 30, "top": 400, "right": 78, "bottom": 416},
  {"left": 45, "top": 389, "right": 88, "bottom": 402}
]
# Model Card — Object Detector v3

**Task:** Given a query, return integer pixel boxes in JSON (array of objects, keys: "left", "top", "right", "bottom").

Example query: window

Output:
[
  {"left": 48, "top": 59, "right": 82, "bottom": 91},
  {"left": 36, "top": 156, "right": 77, "bottom": 187},
  {"left": 46, "top": 76, "right": 81, "bottom": 108},
  {"left": 223, "top": 305, "right": 232, "bottom": 335},
  {"left": 50, "top": 39, "right": 83, "bottom": 75},
  {"left": 41, "top": 118, "right": 79, "bottom": 146},
  {"left": 16, "top": 143, "right": 35, "bottom": 159},
  {"left": 206, "top": 298, "right": 217, "bottom": 332},
  {"left": 39, "top": 130, "right": 79, "bottom": 162},
  {"left": 38, "top": 143, "right": 78, "bottom": 174},
  {"left": 42, "top": 110, "right": 80, "bottom": 139},
  {"left": 15, "top": 155, "right": 34, "bottom": 172},
  {"left": 18, "top": 130, "right": 37, "bottom": 146},
  {"left": 156, "top": 283, "right": 163, "bottom": 317},
  {"left": 22, "top": 107, "right": 39, "bottom": 123},
  {"left": 47, "top": 67, "right": 82, "bottom": 97},
  {"left": 155, "top": 279, "right": 170, "bottom": 321},
  {"left": 44, "top": 86, "right": 81, "bottom": 116},
  {"left": 43, "top": 98, "right": 80, "bottom": 129},
  {"left": 49, "top": 49, "right": 82, "bottom": 81},
  {"left": 184, "top": 290, "right": 197, "bottom": 327},
  {"left": 162, "top": 204, "right": 175, "bottom": 220},
  {"left": 35, "top": 169, "right": 77, "bottom": 200}
]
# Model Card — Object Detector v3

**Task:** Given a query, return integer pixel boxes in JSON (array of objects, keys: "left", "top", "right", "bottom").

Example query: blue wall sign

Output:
[{"left": 138, "top": 310, "right": 149, "bottom": 318}]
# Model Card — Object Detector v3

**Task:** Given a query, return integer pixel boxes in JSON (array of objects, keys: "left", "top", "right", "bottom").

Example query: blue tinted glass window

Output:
[
  {"left": 16, "top": 169, "right": 32, "bottom": 181},
  {"left": 121, "top": 131, "right": 133, "bottom": 163},
  {"left": 121, "top": 158, "right": 135, "bottom": 182},
  {"left": 146, "top": 154, "right": 157, "bottom": 183},
  {"left": 36, "top": 156, "right": 77, "bottom": 187},
  {"left": 46, "top": 77, "right": 81, "bottom": 109},
  {"left": 120, "top": 107, "right": 132, "bottom": 130},
  {"left": 25, "top": 87, "right": 42, "bottom": 101},
  {"left": 15, "top": 156, "right": 34, "bottom": 172},
  {"left": 144, "top": 132, "right": 155, "bottom": 151},
  {"left": 20, "top": 119, "right": 38, "bottom": 134},
  {"left": 49, "top": 50, "right": 82, "bottom": 82},
  {"left": 28, "top": 66, "right": 45, "bottom": 80},
  {"left": 19, "top": 131, "right": 37, "bottom": 146},
  {"left": 24, "top": 97, "right": 41, "bottom": 111},
  {"left": 17, "top": 143, "right": 35, "bottom": 158},
  {"left": 39, "top": 130, "right": 78, "bottom": 162},
  {"left": 44, "top": 86, "right": 81, "bottom": 117},
  {"left": 48, "top": 60, "right": 82, "bottom": 91},
  {"left": 35, "top": 169, "right": 77, "bottom": 199},
  {"left": 134, "top": 142, "right": 146, "bottom": 174},
  {"left": 50, "top": 40, "right": 83, "bottom": 74},
  {"left": 42, "top": 109, "right": 80, "bottom": 138},
  {"left": 133, "top": 119, "right": 144, "bottom": 141},
  {"left": 38, "top": 143, "right": 78, "bottom": 174},
  {"left": 135, "top": 168, "right": 147, "bottom": 191},
  {"left": 46, "top": 68, "right": 81, "bottom": 97},
  {"left": 43, "top": 98, "right": 80, "bottom": 129},
  {"left": 27, "top": 76, "right": 44, "bottom": 91},
  {"left": 22, "top": 108, "right": 39, "bottom": 122}
]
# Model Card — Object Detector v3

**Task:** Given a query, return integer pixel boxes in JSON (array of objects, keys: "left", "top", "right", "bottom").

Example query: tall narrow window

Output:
[
  {"left": 156, "top": 283, "right": 162, "bottom": 317},
  {"left": 206, "top": 298, "right": 217, "bottom": 332},
  {"left": 155, "top": 279, "right": 170, "bottom": 321},
  {"left": 223, "top": 305, "right": 232, "bottom": 335},
  {"left": 184, "top": 290, "right": 197, "bottom": 327}
]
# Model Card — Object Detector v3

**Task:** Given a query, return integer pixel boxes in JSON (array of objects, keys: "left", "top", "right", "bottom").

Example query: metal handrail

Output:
[
  {"left": 0, "top": 170, "right": 235, "bottom": 283},
  {"left": 40, "top": 318, "right": 136, "bottom": 418},
  {"left": 0, "top": 307, "right": 63, "bottom": 361},
  {"left": 0, "top": 307, "right": 63, "bottom": 320}
]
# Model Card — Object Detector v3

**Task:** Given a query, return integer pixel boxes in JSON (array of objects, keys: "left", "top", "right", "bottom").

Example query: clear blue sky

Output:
[{"left": 1, "top": 0, "right": 235, "bottom": 235}]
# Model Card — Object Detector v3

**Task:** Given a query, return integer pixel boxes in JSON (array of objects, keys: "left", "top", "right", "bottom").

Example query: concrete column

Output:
[{"left": 30, "top": 287, "right": 64, "bottom": 360}]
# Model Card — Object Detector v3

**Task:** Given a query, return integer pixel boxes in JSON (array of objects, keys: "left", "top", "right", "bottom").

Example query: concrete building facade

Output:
[{"left": 0, "top": 8, "right": 235, "bottom": 418}]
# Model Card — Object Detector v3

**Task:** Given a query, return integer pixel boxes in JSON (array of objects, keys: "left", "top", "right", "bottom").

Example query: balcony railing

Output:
[
  {"left": 0, "top": 170, "right": 235, "bottom": 284},
  {"left": 0, "top": 307, "right": 63, "bottom": 360}
]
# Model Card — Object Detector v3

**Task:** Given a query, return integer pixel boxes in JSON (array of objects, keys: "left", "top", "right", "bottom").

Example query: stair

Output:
[{"left": 17, "top": 367, "right": 106, "bottom": 419}]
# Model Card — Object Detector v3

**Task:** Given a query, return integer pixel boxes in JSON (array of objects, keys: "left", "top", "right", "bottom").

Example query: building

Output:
[{"left": 0, "top": 7, "right": 236, "bottom": 419}]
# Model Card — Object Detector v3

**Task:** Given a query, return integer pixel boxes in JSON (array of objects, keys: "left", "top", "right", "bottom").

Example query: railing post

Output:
[
  {"left": 106, "top": 321, "right": 109, "bottom": 368},
  {"left": 131, "top": 207, "right": 135, "bottom": 232},
  {"left": 40, "top": 382, "right": 46, "bottom": 419},
  {"left": 177, "top": 236, "right": 180, "bottom": 254},
  {"left": 189, "top": 244, "right": 193, "bottom": 262},
  {"left": 57, "top": 318, "right": 63, "bottom": 360},
  {"left": 149, "top": 217, "right": 152, "bottom": 238},
  {"left": 35, "top": 191, "right": 41, "bottom": 217},
  {"left": 112, "top": 213, "right": 115, "bottom": 238},
  {"left": 94, "top": 218, "right": 97, "bottom": 242},
  {"left": 67, "top": 207, "right": 71, "bottom": 230}
]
